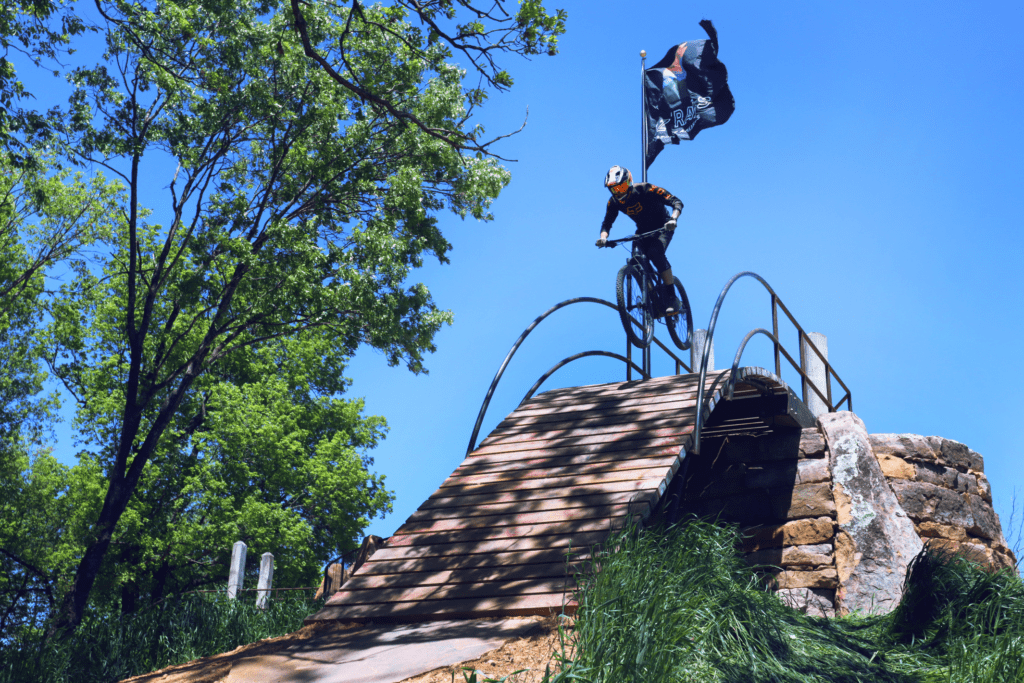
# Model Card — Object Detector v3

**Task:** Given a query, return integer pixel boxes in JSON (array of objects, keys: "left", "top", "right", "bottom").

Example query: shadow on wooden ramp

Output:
[
  {"left": 222, "top": 618, "right": 544, "bottom": 683},
  {"left": 307, "top": 369, "right": 802, "bottom": 625},
  {"left": 123, "top": 618, "right": 546, "bottom": 683}
]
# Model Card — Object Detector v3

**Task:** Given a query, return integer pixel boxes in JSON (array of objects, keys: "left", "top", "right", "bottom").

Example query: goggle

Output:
[{"left": 608, "top": 179, "right": 630, "bottom": 198}]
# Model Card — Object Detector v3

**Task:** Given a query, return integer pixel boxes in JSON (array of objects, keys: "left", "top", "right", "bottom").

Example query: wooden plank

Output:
[
  {"left": 307, "top": 592, "right": 576, "bottom": 623},
  {"left": 387, "top": 518, "right": 622, "bottom": 548},
  {"left": 452, "top": 444, "right": 680, "bottom": 478},
  {"left": 395, "top": 503, "right": 643, "bottom": 535},
  {"left": 342, "top": 562, "right": 580, "bottom": 591},
  {"left": 417, "top": 478, "right": 660, "bottom": 510},
  {"left": 442, "top": 455, "right": 679, "bottom": 488},
  {"left": 495, "top": 399, "right": 699, "bottom": 431},
  {"left": 428, "top": 465, "right": 674, "bottom": 498},
  {"left": 477, "top": 415, "right": 693, "bottom": 449},
  {"left": 356, "top": 548, "right": 593, "bottom": 576},
  {"left": 525, "top": 375, "right": 701, "bottom": 402},
  {"left": 405, "top": 490, "right": 657, "bottom": 523},
  {"left": 326, "top": 578, "right": 573, "bottom": 607},
  {"left": 469, "top": 426, "right": 692, "bottom": 456},
  {"left": 366, "top": 531, "right": 609, "bottom": 562},
  {"left": 301, "top": 374, "right": 746, "bottom": 624},
  {"left": 508, "top": 391, "right": 702, "bottom": 418},
  {"left": 482, "top": 410, "right": 696, "bottom": 443},
  {"left": 460, "top": 436, "right": 684, "bottom": 462},
  {"left": 524, "top": 372, "right": 726, "bottom": 406}
]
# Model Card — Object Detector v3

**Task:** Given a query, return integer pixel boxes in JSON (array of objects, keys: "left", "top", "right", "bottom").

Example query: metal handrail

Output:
[
  {"left": 690, "top": 272, "right": 851, "bottom": 455},
  {"left": 726, "top": 328, "right": 848, "bottom": 413},
  {"left": 520, "top": 350, "right": 650, "bottom": 405},
  {"left": 467, "top": 297, "right": 614, "bottom": 455},
  {"left": 727, "top": 329, "right": 781, "bottom": 400},
  {"left": 466, "top": 296, "right": 689, "bottom": 455}
]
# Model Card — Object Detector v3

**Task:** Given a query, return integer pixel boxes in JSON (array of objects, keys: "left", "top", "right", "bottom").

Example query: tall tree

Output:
[
  {"left": 0, "top": 150, "right": 121, "bottom": 639},
  {"left": 1, "top": 0, "right": 88, "bottom": 162},
  {"left": 44, "top": 0, "right": 564, "bottom": 634}
]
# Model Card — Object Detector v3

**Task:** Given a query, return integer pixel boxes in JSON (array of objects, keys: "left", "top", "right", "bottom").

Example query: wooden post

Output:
[
  {"left": 256, "top": 552, "right": 274, "bottom": 609},
  {"left": 315, "top": 563, "right": 346, "bottom": 600},
  {"left": 690, "top": 329, "right": 714, "bottom": 373},
  {"left": 800, "top": 332, "right": 829, "bottom": 417},
  {"left": 227, "top": 541, "right": 247, "bottom": 600}
]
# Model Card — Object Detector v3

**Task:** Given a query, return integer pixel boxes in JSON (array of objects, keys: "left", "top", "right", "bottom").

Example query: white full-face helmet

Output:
[{"left": 604, "top": 166, "right": 632, "bottom": 202}]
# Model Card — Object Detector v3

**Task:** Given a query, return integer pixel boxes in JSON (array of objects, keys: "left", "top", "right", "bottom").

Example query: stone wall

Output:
[
  {"left": 870, "top": 434, "right": 1016, "bottom": 571},
  {"left": 678, "top": 411, "right": 1017, "bottom": 617}
]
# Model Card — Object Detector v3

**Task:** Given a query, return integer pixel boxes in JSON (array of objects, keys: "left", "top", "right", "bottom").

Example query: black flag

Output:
[{"left": 644, "top": 19, "right": 734, "bottom": 169}]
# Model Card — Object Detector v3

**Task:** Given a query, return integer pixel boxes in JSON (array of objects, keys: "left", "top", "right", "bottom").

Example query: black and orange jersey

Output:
[{"left": 600, "top": 183, "right": 683, "bottom": 235}]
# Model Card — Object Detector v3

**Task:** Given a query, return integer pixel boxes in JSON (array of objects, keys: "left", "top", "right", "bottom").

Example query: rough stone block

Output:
[
  {"left": 877, "top": 453, "right": 915, "bottom": 480},
  {"left": 992, "top": 548, "right": 1019, "bottom": 572},
  {"left": 938, "top": 439, "right": 984, "bottom": 473},
  {"left": 822, "top": 413, "right": 923, "bottom": 616},
  {"left": 725, "top": 431, "right": 802, "bottom": 463},
  {"left": 799, "top": 429, "right": 827, "bottom": 458},
  {"left": 916, "top": 521, "right": 967, "bottom": 542},
  {"left": 745, "top": 462, "right": 798, "bottom": 490},
  {"left": 868, "top": 433, "right": 938, "bottom": 462},
  {"left": 915, "top": 462, "right": 960, "bottom": 490},
  {"left": 777, "top": 587, "right": 836, "bottom": 618},
  {"left": 925, "top": 538, "right": 992, "bottom": 566},
  {"left": 740, "top": 517, "right": 835, "bottom": 552},
  {"left": 770, "top": 567, "right": 839, "bottom": 590},
  {"left": 889, "top": 479, "right": 973, "bottom": 528},
  {"left": 745, "top": 543, "right": 833, "bottom": 568},
  {"left": 771, "top": 483, "right": 836, "bottom": 520},
  {"left": 744, "top": 458, "right": 829, "bottom": 488},
  {"left": 797, "top": 458, "right": 831, "bottom": 484},
  {"left": 966, "top": 493, "right": 1005, "bottom": 543},
  {"left": 955, "top": 472, "right": 979, "bottom": 496},
  {"left": 975, "top": 472, "right": 993, "bottom": 503},
  {"left": 834, "top": 530, "right": 855, "bottom": 583}
]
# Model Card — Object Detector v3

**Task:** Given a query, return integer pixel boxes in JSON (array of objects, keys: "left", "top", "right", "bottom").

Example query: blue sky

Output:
[
  {"left": 343, "top": 0, "right": 1024, "bottom": 543},
  {"left": 29, "top": 1, "right": 1024, "bottom": 552}
]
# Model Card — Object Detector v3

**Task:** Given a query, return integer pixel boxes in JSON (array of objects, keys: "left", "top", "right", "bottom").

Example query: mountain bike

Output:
[{"left": 600, "top": 227, "right": 693, "bottom": 351}]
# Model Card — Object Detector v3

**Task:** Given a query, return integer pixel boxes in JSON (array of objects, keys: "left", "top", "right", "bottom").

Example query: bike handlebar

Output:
[{"left": 601, "top": 226, "right": 670, "bottom": 248}]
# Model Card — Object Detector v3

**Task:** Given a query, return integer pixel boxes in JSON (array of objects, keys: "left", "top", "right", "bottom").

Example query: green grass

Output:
[
  {"left": 5, "top": 521, "right": 1022, "bottom": 683},
  {"left": 542, "top": 519, "right": 1024, "bottom": 683},
  {"left": 0, "top": 592, "right": 319, "bottom": 683}
]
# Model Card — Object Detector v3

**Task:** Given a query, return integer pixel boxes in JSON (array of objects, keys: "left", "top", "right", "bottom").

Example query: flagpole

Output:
[{"left": 640, "top": 49, "right": 647, "bottom": 183}]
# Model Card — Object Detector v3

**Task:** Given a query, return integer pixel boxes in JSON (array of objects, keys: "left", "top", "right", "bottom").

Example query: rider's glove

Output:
[
  {"left": 664, "top": 219, "right": 677, "bottom": 231},
  {"left": 595, "top": 237, "right": 608, "bottom": 248}
]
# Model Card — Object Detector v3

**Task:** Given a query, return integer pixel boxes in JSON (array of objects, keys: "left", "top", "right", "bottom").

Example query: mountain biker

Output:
[{"left": 596, "top": 166, "right": 683, "bottom": 315}]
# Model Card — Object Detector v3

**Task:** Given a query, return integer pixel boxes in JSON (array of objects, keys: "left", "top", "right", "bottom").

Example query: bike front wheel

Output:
[
  {"left": 665, "top": 277, "right": 694, "bottom": 352},
  {"left": 615, "top": 263, "right": 655, "bottom": 349}
]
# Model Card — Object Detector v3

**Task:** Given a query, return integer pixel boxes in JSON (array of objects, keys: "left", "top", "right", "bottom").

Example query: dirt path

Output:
[
  {"left": 119, "top": 617, "right": 572, "bottom": 683},
  {"left": 397, "top": 619, "right": 573, "bottom": 683}
]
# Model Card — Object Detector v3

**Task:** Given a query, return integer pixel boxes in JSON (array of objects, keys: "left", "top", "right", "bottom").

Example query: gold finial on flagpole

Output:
[{"left": 640, "top": 50, "right": 646, "bottom": 58}]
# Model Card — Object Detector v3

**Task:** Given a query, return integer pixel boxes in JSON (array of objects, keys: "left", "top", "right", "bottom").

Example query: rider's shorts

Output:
[{"left": 635, "top": 229, "right": 673, "bottom": 273}]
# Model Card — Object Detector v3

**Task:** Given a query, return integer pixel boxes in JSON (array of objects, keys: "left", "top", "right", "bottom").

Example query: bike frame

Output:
[{"left": 606, "top": 227, "right": 669, "bottom": 312}]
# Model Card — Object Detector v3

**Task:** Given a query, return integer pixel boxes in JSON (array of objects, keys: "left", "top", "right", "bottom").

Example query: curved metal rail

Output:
[
  {"left": 520, "top": 350, "right": 650, "bottom": 406},
  {"left": 467, "top": 297, "right": 615, "bottom": 455},
  {"left": 690, "top": 272, "right": 852, "bottom": 455},
  {"left": 726, "top": 328, "right": 781, "bottom": 400},
  {"left": 466, "top": 296, "right": 687, "bottom": 455}
]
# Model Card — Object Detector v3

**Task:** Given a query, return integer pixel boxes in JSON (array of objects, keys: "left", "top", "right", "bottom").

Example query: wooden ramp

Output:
[{"left": 306, "top": 371, "right": 736, "bottom": 624}]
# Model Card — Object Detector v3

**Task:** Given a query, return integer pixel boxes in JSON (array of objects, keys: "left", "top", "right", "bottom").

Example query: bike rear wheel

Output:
[
  {"left": 615, "top": 263, "right": 655, "bottom": 348},
  {"left": 665, "top": 277, "right": 694, "bottom": 352}
]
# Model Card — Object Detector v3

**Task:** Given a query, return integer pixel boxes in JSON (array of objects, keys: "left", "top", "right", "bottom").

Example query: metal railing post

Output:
[
  {"left": 627, "top": 337, "right": 632, "bottom": 381},
  {"left": 772, "top": 295, "right": 781, "bottom": 377}
]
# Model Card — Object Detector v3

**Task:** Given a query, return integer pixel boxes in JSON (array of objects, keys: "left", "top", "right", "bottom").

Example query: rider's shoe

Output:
[{"left": 660, "top": 284, "right": 681, "bottom": 317}]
